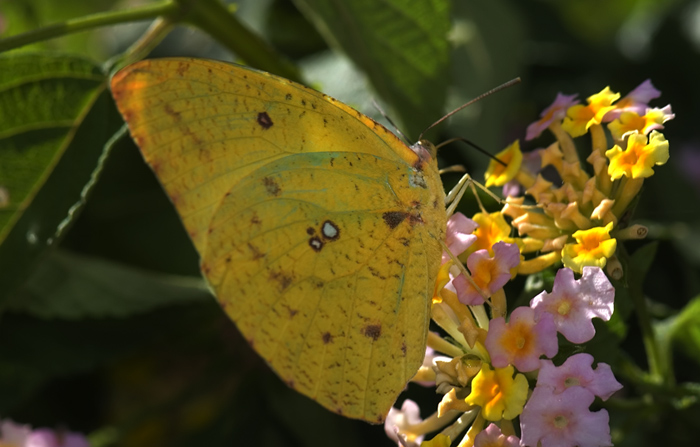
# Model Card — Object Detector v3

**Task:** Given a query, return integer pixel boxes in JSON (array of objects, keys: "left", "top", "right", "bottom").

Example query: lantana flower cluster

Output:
[
  {"left": 385, "top": 218, "right": 620, "bottom": 447},
  {"left": 484, "top": 80, "right": 672, "bottom": 277},
  {"left": 385, "top": 81, "right": 672, "bottom": 447}
]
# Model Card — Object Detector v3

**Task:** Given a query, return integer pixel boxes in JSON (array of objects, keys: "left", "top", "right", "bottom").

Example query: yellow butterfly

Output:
[{"left": 111, "top": 58, "right": 446, "bottom": 423}]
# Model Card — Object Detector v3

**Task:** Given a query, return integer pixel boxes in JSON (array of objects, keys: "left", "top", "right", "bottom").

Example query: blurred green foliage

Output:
[{"left": 1, "top": 0, "right": 700, "bottom": 446}]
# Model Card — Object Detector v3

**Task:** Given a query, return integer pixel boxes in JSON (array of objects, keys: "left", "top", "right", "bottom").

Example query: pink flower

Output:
[
  {"left": 442, "top": 213, "right": 478, "bottom": 263},
  {"left": 485, "top": 306, "right": 558, "bottom": 372},
  {"left": 604, "top": 79, "right": 661, "bottom": 121},
  {"left": 453, "top": 242, "right": 520, "bottom": 306},
  {"left": 537, "top": 354, "right": 623, "bottom": 400},
  {"left": 0, "top": 419, "right": 90, "bottom": 447},
  {"left": 520, "top": 386, "right": 612, "bottom": 447},
  {"left": 0, "top": 419, "right": 31, "bottom": 445},
  {"left": 26, "top": 429, "right": 90, "bottom": 447},
  {"left": 384, "top": 400, "right": 424, "bottom": 447},
  {"left": 526, "top": 93, "right": 580, "bottom": 140},
  {"left": 530, "top": 267, "right": 614, "bottom": 344},
  {"left": 474, "top": 423, "right": 520, "bottom": 447}
]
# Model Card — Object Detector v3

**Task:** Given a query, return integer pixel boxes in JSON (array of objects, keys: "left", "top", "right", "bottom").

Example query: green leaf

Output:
[
  {"left": 0, "top": 0, "right": 120, "bottom": 57},
  {"left": 628, "top": 240, "right": 659, "bottom": 279},
  {"left": 0, "top": 53, "right": 122, "bottom": 304},
  {"left": 6, "top": 249, "right": 210, "bottom": 319},
  {"left": 667, "top": 296, "right": 700, "bottom": 367},
  {"left": 292, "top": 0, "right": 451, "bottom": 136}
]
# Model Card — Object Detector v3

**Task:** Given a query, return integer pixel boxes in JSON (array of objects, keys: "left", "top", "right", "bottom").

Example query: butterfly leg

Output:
[{"left": 444, "top": 173, "right": 505, "bottom": 218}]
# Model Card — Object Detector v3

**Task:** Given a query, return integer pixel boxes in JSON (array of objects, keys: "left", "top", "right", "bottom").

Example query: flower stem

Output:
[
  {"left": 623, "top": 246, "right": 665, "bottom": 383},
  {"left": 549, "top": 121, "right": 579, "bottom": 164},
  {"left": 104, "top": 17, "right": 174, "bottom": 73},
  {"left": 0, "top": 1, "right": 178, "bottom": 52}
]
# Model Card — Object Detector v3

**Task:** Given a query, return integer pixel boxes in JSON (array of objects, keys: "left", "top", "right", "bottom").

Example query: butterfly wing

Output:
[{"left": 111, "top": 58, "right": 446, "bottom": 422}]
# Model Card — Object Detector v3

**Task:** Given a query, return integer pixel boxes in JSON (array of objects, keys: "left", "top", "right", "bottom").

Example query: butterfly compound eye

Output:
[{"left": 410, "top": 140, "right": 437, "bottom": 162}]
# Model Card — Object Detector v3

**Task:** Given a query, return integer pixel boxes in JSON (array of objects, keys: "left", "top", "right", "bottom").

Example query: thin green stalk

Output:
[
  {"left": 0, "top": 2, "right": 178, "bottom": 53},
  {"left": 177, "top": 0, "right": 302, "bottom": 82},
  {"left": 104, "top": 17, "right": 175, "bottom": 73},
  {"left": 626, "top": 249, "right": 666, "bottom": 383}
]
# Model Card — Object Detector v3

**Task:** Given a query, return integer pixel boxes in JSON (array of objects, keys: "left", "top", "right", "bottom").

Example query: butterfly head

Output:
[{"left": 410, "top": 139, "right": 438, "bottom": 164}]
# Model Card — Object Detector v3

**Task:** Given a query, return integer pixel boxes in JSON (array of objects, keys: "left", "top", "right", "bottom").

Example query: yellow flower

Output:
[
  {"left": 562, "top": 87, "right": 620, "bottom": 137},
  {"left": 465, "top": 364, "right": 528, "bottom": 421},
  {"left": 561, "top": 222, "right": 617, "bottom": 272},
  {"left": 432, "top": 261, "right": 453, "bottom": 304},
  {"left": 606, "top": 130, "right": 669, "bottom": 180},
  {"left": 485, "top": 140, "right": 523, "bottom": 187},
  {"left": 607, "top": 109, "right": 670, "bottom": 140}
]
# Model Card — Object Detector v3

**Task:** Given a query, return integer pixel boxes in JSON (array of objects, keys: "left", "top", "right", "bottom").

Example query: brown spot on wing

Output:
[
  {"left": 270, "top": 270, "right": 293, "bottom": 291},
  {"left": 263, "top": 177, "right": 281, "bottom": 196},
  {"left": 163, "top": 104, "right": 181, "bottom": 121},
  {"left": 362, "top": 324, "right": 382, "bottom": 341},
  {"left": 322, "top": 332, "right": 333, "bottom": 344},
  {"left": 176, "top": 62, "right": 188, "bottom": 76},
  {"left": 257, "top": 111, "right": 273, "bottom": 129},
  {"left": 247, "top": 243, "right": 265, "bottom": 260},
  {"left": 382, "top": 211, "right": 408, "bottom": 229}
]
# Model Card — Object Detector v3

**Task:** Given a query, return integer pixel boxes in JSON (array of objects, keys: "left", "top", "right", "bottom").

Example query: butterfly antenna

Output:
[
  {"left": 436, "top": 137, "right": 507, "bottom": 167},
  {"left": 371, "top": 99, "right": 411, "bottom": 145},
  {"left": 417, "top": 78, "right": 521, "bottom": 141}
]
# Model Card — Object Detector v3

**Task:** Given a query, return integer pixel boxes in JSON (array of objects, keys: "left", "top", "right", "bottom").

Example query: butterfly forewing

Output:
[{"left": 110, "top": 58, "right": 446, "bottom": 422}]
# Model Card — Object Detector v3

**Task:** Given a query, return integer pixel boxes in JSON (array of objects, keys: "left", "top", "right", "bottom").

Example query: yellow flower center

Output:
[
  {"left": 616, "top": 147, "right": 640, "bottom": 169},
  {"left": 554, "top": 415, "right": 569, "bottom": 429},
  {"left": 471, "top": 212, "right": 517, "bottom": 256},
  {"left": 565, "top": 377, "right": 581, "bottom": 388},
  {"left": 557, "top": 300, "right": 571, "bottom": 316}
]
